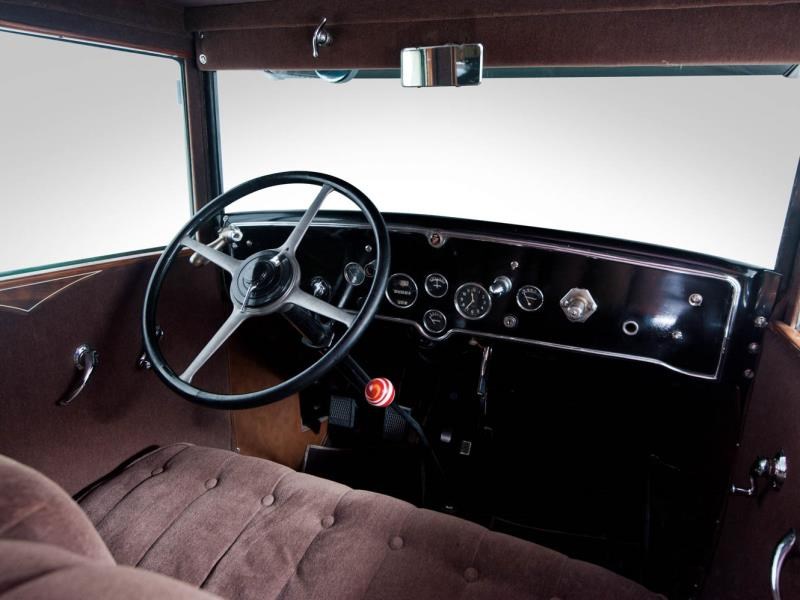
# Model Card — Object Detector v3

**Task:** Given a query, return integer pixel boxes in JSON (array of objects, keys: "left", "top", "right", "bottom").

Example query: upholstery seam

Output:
[
  {"left": 0, "top": 561, "right": 89, "bottom": 596},
  {"left": 90, "top": 444, "right": 194, "bottom": 530},
  {"left": 134, "top": 452, "right": 239, "bottom": 568},
  {"left": 359, "top": 502, "right": 419, "bottom": 599},
  {"left": 198, "top": 467, "right": 294, "bottom": 589},
  {"left": 548, "top": 555, "right": 571, "bottom": 598},
  {"left": 456, "top": 527, "right": 490, "bottom": 600},
  {"left": 273, "top": 485, "right": 354, "bottom": 600},
  {"left": 0, "top": 501, "right": 48, "bottom": 537}
]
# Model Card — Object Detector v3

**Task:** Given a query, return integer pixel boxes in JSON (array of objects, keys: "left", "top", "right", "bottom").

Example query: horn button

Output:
[{"left": 232, "top": 251, "right": 294, "bottom": 309}]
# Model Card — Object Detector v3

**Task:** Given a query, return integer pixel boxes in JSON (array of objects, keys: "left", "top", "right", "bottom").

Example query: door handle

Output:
[
  {"left": 771, "top": 528, "right": 797, "bottom": 600},
  {"left": 57, "top": 344, "right": 99, "bottom": 406}
]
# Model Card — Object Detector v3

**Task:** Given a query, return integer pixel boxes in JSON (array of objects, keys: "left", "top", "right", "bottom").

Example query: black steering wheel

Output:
[{"left": 142, "top": 172, "right": 390, "bottom": 409}]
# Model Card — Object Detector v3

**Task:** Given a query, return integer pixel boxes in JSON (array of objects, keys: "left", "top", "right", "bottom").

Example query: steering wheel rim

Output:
[{"left": 142, "top": 171, "right": 390, "bottom": 410}]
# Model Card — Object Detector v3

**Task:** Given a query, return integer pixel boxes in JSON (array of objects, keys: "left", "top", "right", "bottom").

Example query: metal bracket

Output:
[
  {"left": 731, "top": 450, "right": 788, "bottom": 496},
  {"left": 57, "top": 344, "right": 99, "bottom": 406},
  {"left": 189, "top": 224, "right": 243, "bottom": 267},
  {"left": 312, "top": 18, "right": 333, "bottom": 58},
  {"left": 138, "top": 326, "right": 164, "bottom": 369}
]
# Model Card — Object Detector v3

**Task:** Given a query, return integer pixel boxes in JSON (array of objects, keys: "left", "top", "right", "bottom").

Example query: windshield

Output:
[{"left": 217, "top": 69, "right": 800, "bottom": 268}]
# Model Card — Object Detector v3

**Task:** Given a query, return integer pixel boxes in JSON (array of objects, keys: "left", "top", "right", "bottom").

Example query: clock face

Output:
[{"left": 454, "top": 283, "right": 492, "bottom": 320}]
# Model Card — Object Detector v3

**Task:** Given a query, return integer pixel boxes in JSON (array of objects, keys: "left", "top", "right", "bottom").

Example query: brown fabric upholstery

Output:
[
  {"left": 0, "top": 455, "right": 112, "bottom": 563},
  {"left": 81, "top": 443, "right": 660, "bottom": 600},
  {"left": 0, "top": 540, "right": 220, "bottom": 600}
]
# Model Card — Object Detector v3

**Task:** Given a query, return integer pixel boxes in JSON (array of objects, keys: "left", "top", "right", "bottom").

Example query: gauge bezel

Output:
[
  {"left": 424, "top": 272, "right": 449, "bottom": 298},
  {"left": 344, "top": 261, "right": 366, "bottom": 286},
  {"left": 516, "top": 285, "right": 544, "bottom": 312},
  {"left": 385, "top": 273, "right": 419, "bottom": 309},
  {"left": 454, "top": 282, "right": 492, "bottom": 320},
  {"left": 422, "top": 309, "right": 448, "bottom": 334}
]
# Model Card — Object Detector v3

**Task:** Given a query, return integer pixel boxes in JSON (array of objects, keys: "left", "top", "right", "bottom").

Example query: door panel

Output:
[
  {"left": 0, "top": 257, "right": 232, "bottom": 494},
  {"left": 704, "top": 323, "right": 800, "bottom": 599}
]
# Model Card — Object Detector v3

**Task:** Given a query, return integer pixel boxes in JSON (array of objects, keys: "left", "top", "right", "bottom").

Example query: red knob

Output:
[{"left": 365, "top": 377, "right": 395, "bottom": 407}]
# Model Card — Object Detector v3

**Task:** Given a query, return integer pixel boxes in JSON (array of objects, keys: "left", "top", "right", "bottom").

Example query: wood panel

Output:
[{"left": 228, "top": 335, "right": 327, "bottom": 470}]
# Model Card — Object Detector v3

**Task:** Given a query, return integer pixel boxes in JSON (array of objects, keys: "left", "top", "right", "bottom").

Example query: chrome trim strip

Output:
[
  {"left": 0, "top": 250, "right": 163, "bottom": 284},
  {"left": 0, "top": 271, "right": 101, "bottom": 314},
  {"left": 236, "top": 219, "right": 742, "bottom": 379},
  {"left": 374, "top": 314, "right": 718, "bottom": 380}
]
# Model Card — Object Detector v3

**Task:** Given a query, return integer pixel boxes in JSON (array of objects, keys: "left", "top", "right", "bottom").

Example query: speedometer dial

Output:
[{"left": 454, "top": 283, "right": 492, "bottom": 320}]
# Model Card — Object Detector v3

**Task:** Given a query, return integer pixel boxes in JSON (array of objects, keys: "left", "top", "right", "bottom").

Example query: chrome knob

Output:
[
  {"left": 560, "top": 288, "right": 598, "bottom": 323},
  {"left": 489, "top": 276, "right": 512, "bottom": 296}
]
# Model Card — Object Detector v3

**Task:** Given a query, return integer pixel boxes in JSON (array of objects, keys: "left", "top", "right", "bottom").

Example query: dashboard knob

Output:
[
  {"left": 489, "top": 276, "right": 512, "bottom": 296},
  {"left": 560, "top": 288, "right": 598, "bottom": 323}
]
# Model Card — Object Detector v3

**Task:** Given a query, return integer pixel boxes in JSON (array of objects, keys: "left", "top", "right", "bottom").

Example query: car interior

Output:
[{"left": 2, "top": 2, "right": 800, "bottom": 599}]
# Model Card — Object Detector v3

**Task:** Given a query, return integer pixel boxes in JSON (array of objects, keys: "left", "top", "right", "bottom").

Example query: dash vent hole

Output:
[{"left": 622, "top": 320, "right": 639, "bottom": 336}]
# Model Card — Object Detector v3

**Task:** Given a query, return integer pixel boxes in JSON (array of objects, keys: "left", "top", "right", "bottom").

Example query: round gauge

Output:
[
  {"left": 364, "top": 259, "right": 377, "bottom": 278},
  {"left": 454, "top": 283, "right": 492, "bottom": 320},
  {"left": 424, "top": 273, "right": 449, "bottom": 298},
  {"left": 423, "top": 309, "right": 448, "bottom": 334},
  {"left": 385, "top": 273, "right": 418, "bottom": 309},
  {"left": 344, "top": 262, "right": 366, "bottom": 286},
  {"left": 516, "top": 285, "right": 544, "bottom": 312}
]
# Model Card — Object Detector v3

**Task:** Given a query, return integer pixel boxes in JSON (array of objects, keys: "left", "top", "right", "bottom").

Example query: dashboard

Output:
[{"left": 229, "top": 213, "right": 767, "bottom": 382}]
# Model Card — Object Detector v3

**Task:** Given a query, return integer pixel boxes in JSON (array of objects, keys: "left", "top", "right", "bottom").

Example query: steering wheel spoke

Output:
[
  {"left": 288, "top": 288, "right": 354, "bottom": 327},
  {"left": 180, "top": 308, "right": 248, "bottom": 383},
  {"left": 180, "top": 235, "right": 241, "bottom": 275},
  {"left": 278, "top": 184, "right": 333, "bottom": 257}
]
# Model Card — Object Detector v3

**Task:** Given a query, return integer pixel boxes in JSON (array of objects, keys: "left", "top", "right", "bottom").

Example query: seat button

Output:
[
  {"left": 261, "top": 494, "right": 275, "bottom": 506},
  {"left": 464, "top": 567, "right": 479, "bottom": 582},
  {"left": 151, "top": 467, "right": 164, "bottom": 476},
  {"left": 205, "top": 478, "right": 218, "bottom": 489},
  {"left": 321, "top": 516, "right": 335, "bottom": 528},
  {"left": 389, "top": 536, "right": 404, "bottom": 550}
]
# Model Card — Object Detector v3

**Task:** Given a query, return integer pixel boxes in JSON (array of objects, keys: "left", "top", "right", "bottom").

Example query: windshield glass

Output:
[{"left": 217, "top": 69, "right": 800, "bottom": 268}]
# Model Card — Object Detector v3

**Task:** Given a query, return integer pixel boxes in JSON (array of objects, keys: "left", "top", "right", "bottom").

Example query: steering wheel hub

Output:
[{"left": 232, "top": 251, "right": 294, "bottom": 309}]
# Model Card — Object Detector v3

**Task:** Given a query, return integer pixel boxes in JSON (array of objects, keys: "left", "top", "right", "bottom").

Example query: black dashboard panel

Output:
[{"left": 229, "top": 213, "right": 761, "bottom": 381}]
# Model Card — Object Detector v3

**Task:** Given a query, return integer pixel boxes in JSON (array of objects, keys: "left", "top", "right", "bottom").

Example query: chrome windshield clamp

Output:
[{"left": 312, "top": 18, "right": 333, "bottom": 59}]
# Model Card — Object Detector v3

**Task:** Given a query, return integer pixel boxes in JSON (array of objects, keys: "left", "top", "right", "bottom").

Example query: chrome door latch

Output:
[
  {"left": 57, "top": 344, "right": 99, "bottom": 406},
  {"left": 731, "top": 450, "right": 788, "bottom": 496}
]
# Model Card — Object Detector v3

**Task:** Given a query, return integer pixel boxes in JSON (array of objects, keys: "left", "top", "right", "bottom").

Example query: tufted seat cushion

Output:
[{"left": 79, "top": 444, "right": 660, "bottom": 600}]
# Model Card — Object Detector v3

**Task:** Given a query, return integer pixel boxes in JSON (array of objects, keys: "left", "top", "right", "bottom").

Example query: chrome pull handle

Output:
[
  {"left": 771, "top": 528, "right": 797, "bottom": 600},
  {"left": 57, "top": 344, "right": 99, "bottom": 406}
]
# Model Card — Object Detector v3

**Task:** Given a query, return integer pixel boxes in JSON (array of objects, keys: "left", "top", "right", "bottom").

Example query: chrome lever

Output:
[
  {"left": 771, "top": 528, "right": 797, "bottom": 600},
  {"left": 312, "top": 18, "right": 333, "bottom": 58},
  {"left": 731, "top": 450, "right": 788, "bottom": 496},
  {"left": 189, "top": 225, "right": 243, "bottom": 267},
  {"left": 57, "top": 344, "right": 99, "bottom": 406}
]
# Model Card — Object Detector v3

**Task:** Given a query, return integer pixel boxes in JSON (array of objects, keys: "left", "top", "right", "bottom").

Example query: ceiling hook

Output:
[{"left": 312, "top": 18, "right": 333, "bottom": 59}]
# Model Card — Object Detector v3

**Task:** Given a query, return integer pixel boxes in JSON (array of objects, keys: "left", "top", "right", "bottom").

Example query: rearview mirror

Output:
[{"left": 400, "top": 43, "right": 483, "bottom": 88}]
